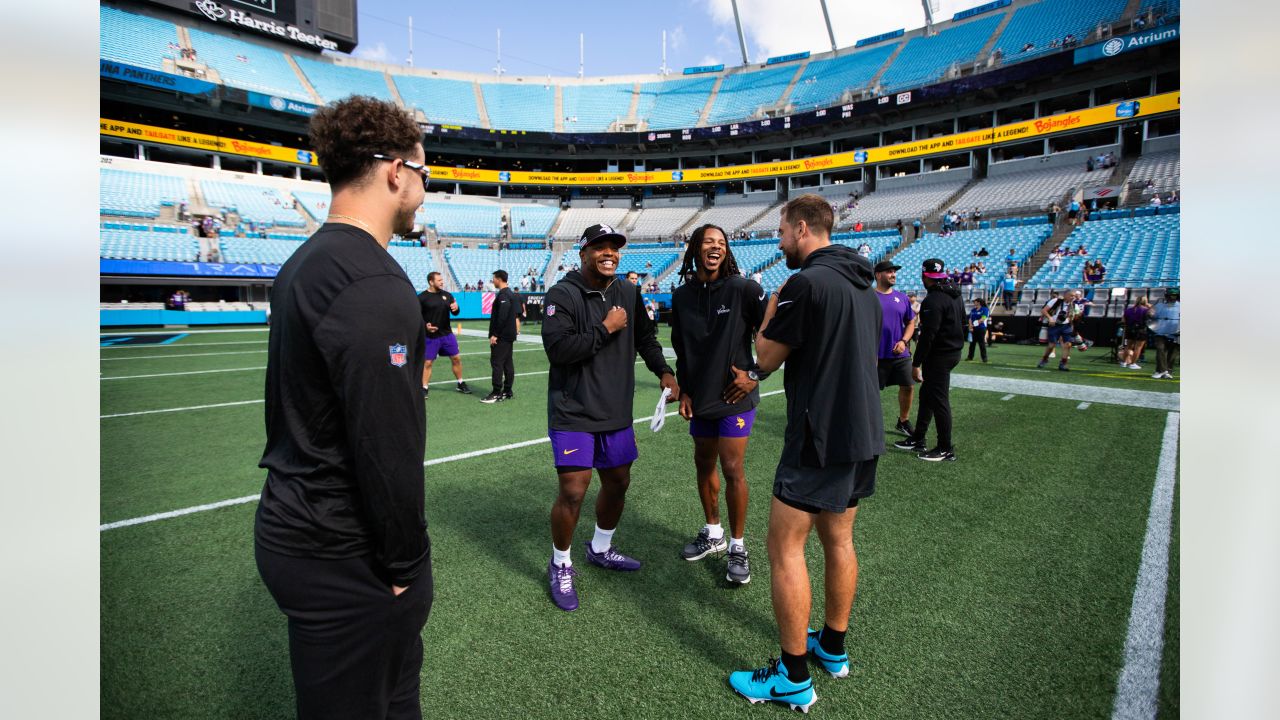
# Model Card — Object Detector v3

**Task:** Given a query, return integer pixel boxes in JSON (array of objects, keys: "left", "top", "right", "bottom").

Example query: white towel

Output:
[{"left": 649, "top": 387, "right": 672, "bottom": 432}]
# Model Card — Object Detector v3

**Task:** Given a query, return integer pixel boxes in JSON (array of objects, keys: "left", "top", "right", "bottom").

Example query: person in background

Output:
[
  {"left": 966, "top": 298, "right": 990, "bottom": 363},
  {"left": 1000, "top": 271, "right": 1019, "bottom": 311},
  {"left": 873, "top": 261, "right": 917, "bottom": 438},
  {"left": 1120, "top": 296, "right": 1152, "bottom": 370},
  {"left": 894, "top": 258, "right": 964, "bottom": 462},
  {"left": 1149, "top": 288, "right": 1180, "bottom": 379},
  {"left": 481, "top": 270, "right": 522, "bottom": 403}
]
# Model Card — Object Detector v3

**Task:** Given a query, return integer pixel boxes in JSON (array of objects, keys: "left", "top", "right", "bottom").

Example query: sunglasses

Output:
[{"left": 373, "top": 153, "right": 430, "bottom": 190}]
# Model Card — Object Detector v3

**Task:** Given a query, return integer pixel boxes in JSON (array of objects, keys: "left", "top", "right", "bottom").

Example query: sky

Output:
[{"left": 347, "top": 0, "right": 993, "bottom": 78}]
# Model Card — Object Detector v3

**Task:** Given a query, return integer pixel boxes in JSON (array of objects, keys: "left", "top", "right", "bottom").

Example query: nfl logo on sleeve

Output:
[
  {"left": 546, "top": 304, "right": 556, "bottom": 317},
  {"left": 388, "top": 344, "right": 408, "bottom": 367}
]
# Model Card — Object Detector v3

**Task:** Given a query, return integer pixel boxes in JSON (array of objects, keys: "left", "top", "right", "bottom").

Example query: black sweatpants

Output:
[
  {"left": 967, "top": 327, "right": 988, "bottom": 362},
  {"left": 912, "top": 351, "right": 961, "bottom": 451},
  {"left": 256, "top": 545, "right": 433, "bottom": 720},
  {"left": 490, "top": 339, "right": 514, "bottom": 394}
]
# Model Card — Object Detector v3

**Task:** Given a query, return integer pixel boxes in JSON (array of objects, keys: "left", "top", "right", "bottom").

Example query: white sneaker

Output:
[
  {"left": 1162, "top": 371, "right": 1174, "bottom": 379},
  {"left": 1128, "top": 364, "right": 1142, "bottom": 370},
  {"left": 1152, "top": 371, "right": 1167, "bottom": 379}
]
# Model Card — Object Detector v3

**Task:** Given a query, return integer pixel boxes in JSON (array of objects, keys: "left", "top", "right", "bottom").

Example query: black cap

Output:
[
  {"left": 579, "top": 223, "right": 627, "bottom": 250},
  {"left": 922, "top": 258, "right": 948, "bottom": 279},
  {"left": 874, "top": 260, "right": 902, "bottom": 273}
]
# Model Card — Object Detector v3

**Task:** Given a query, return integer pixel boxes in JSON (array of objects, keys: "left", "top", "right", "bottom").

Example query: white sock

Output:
[
  {"left": 590, "top": 525, "right": 615, "bottom": 554},
  {"left": 552, "top": 545, "right": 571, "bottom": 568},
  {"left": 705, "top": 523, "right": 724, "bottom": 540},
  {"left": 729, "top": 536, "right": 745, "bottom": 553}
]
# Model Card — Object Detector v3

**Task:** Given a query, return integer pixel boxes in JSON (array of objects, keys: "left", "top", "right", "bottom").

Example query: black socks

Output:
[
  {"left": 780, "top": 651, "right": 810, "bottom": 683},
  {"left": 819, "top": 624, "right": 846, "bottom": 657}
]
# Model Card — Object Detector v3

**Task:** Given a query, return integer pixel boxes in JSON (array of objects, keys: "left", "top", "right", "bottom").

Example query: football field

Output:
[{"left": 100, "top": 324, "right": 1179, "bottom": 719}]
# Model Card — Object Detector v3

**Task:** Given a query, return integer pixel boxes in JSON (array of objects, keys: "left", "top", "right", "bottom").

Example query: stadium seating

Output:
[
  {"left": 418, "top": 202, "right": 502, "bottom": 238},
  {"left": 629, "top": 206, "right": 700, "bottom": 239},
  {"left": 100, "top": 169, "right": 188, "bottom": 218},
  {"left": 480, "top": 82, "right": 557, "bottom": 132},
  {"left": 890, "top": 224, "right": 1052, "bottom": 295},
  {"left": 692, "top": 202, "right": 777, "bottom": 234},
  {"left": 1126, "top": 150, "right": 1180, "bottom": 193},
  {"left": 386, "top": 246, "right": 440, "bottom": 291},
  {"left": 445, "top": 248, "right": 551, "bottom": 288},
  {"left": 292, "top": 190, "right": 332, "bottom": 221},
  {"left": 100, "top": 6, "right": 180, "bottom": 72},
  {"left": 394, "top": 75, "right": 484, "bottom": 127},
  {"left": 186, "top": 28, "right": 312, "bottom": 102},
  {"left": 100, "top": 227, "right": 199, "bottom": 262},
  {"left": 508, "top": 205, "right": 560, "bottom": 238},
  {"left": 879, "top": 15, "right": 1003, "bottom": 91},
  {"left": 788, "top": 44, "right": 898, "bottom": 110},
  {"left": 562, "top": 83, "right": 635, "bottom": 132},
  {"left": 948, "top": 165, "right": 1110, "bottom": 213},
  {"left": 636, "top": 77, "right": 717, "bottom": 130},
  {"left": 992, "top": 0, "right": 1129, "bottom": 59},
  {"left": 846, "top": 181, "right": 969, "bottom": 225},
  {"left": 705, "top": 66, "right": 795, "bottom": 125},
  {"left": 551, "top": 207, "right": 630, "bottom": 241},
  {"left": 293, "top": 56, "right": 395, "bottom": 103},
  {"left": 755, "top": 230, "right": 903, "bottom": 291},
  {"left": 200, "top": 180, "right": 307, "bottom": 227},
  {"left": 731, "top": 242, "right": 782, "bottom": 275},
  {"left": 1024, "top": 215, "right": 1179, "bottom": 290},
  {"left": 218, "top": 237, "right": 304, "bottom": 265}
]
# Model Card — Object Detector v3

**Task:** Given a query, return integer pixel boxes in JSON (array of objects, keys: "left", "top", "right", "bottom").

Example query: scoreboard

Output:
[{"left": 141, "top": 0, "right": 358, "bottom": 53}]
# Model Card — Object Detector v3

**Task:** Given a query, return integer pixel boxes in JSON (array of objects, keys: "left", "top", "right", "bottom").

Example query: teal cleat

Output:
[
  {"left": 728, "top": 658, "right": 816, "bottom": 713},
  {"left": 806, "top": 628, "right": 850, "bottom": 678}
]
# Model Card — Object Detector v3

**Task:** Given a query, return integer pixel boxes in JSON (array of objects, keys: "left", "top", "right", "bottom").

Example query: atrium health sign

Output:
[{"left": 1074, "top": 23, "right": 1179, "bottom": 65}]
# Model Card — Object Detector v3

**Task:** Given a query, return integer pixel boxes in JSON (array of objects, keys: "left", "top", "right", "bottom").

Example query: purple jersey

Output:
[{"left": 877, "top": 289, "right": 915, "bottom": 359}]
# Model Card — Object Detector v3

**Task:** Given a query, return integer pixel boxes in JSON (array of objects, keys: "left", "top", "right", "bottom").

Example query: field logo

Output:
[
  {"left": 388, "top": 344, "right": 407, "bottom": 367},
  {"left": 1102, "top": 38, "right": 1125, "bottom": 56}
]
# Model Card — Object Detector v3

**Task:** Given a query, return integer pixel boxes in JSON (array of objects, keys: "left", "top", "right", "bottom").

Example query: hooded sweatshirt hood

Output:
[{"left": 803, "top": 243, "right": 874, "bottom": 290}]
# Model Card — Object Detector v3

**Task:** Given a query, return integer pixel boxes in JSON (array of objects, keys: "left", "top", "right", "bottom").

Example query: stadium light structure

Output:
[
  {"left": 819, "top": 0, "right": 838, "bottom": 52},
  {"left": 730, "top": 0, "right": 750, "bottom": 65},
  {"left": 493, "top": 28, "right": 505, "bottom": 78},
  {"left": 407, "top": 16, "right": 414, "bottom": 67},
  {"left": 922, "top": 0, "right": 939, "bottom": 36}
]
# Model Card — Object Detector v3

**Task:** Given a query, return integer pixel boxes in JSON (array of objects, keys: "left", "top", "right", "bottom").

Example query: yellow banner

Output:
[
  {"left": 101, "top": 91, "right": 1177, "bottom": 184},
  {"left": 99, "top": 119, "right": 319, "bottom": 166}
]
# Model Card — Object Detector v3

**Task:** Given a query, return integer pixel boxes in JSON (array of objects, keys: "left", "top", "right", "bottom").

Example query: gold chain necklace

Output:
[{"left": 328, "top": 213, "right": 374, "bottom": 235}]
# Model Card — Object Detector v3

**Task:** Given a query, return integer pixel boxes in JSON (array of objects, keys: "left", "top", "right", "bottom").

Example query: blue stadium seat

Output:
[
  {"left": 418, "top": 203, "right": 503, "bottom": 237},
  {"left": 480, "top": 82, "right": 556, "bottom": 131},
  {"left": 292, "top": 56, "right": 395, "bottom": 103},
  {"left": 563, "top": 83, "right": 635, "bottom": 132},
  {"left": 705, "top": 66, "right": 795, "bottom": 125},
  {"left": 100, "top": 227, "right": 199, "bottom": 262},
  {"left": 201, "top": 180, "right": 306, "bottom": 227},
  {"left": 788, "top": 44, "right": 897, "bottom": 110},
  {"left": 100, "top": 6, "right": 180, "bottom": 72},
  {"left": 445, "top": 248, "right": 551, "bottom": 288},
  {"left": 1026, "top": 215, "right": 1179, "bottom": 290},
  {"left": 508, "top": 205, "right": 560, "bottom": 238},
  {"left": 292, "top": 191, "right": 332, "bottom": 221},
  {"left": 992, "top": 0, "right": 1129, "bottom": 60},
  {"left": 100, "top": 169, "right": 188, "bottom": 218},
  {"left": 186, "top": 28, "right": 312, "bottom": 102},
  {"left": 636, "top": 77, "right": 717, "bottom": 130},
  {"left": 879, "top": 15, "right": 1003, "bottom": 91},
  {"left": 395, "top": 75, "right": 483, "bottom": 127}
]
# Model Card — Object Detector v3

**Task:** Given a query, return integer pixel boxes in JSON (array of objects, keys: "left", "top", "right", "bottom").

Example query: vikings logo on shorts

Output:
[
  {"left": 546, "top": 303, "right": 556, "bottom": 317},
  {"left": 388, "top": 344, "right": 407, "bottom": 367}
]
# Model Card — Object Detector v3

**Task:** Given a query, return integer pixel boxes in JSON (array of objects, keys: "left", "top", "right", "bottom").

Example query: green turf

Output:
[{"left": 101, "top": 324, "right": 1180, "bottom": 719}]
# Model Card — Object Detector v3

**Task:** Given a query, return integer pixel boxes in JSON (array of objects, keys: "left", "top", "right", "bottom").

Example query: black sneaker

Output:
[
  {"left": 456, "top": 382, "right": 473, "bottom": 394},
  {"left": 681, "top": 528, "right": 727, "bottom": 561},
  {"left": 422, "top": 387, "right": 429, "bottom": 399},
  {"left": 894, "top": 419, "right": 914, "bottom": 437},
  {"left": 726, "top": 546, "right": 751, "bottom": 585},
  {"left": 917, "top": 448, "right": 956, "bottom": 462},
  {"left": 501, "top": 391, "right": 513, "bottom": 400},
  {"left": 480, "top": 392, "right": 504, "bottom": 404},
  {"left": 1058, "top": 362, "right": 1070, "bottom": 372},
  {"left": 893, "top": 437, "right": 927, "bottom": 452}
]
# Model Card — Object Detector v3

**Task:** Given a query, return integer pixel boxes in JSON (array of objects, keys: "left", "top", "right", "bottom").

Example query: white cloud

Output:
[
  {"left": 699, "top": 54, "right": 723, "bottom": 66},
  {"left": 698, "top": 0, "right": 995, "bottom": 62},
  {"left": 669, "top": 25, "right": 687, "bottom": 51},
  {"left": 352, "top": 41, "right": 390, "bottom": 63}
]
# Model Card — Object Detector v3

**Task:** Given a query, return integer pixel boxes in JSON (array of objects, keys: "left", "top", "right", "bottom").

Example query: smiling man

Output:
[
  {"left": 669, "top": 223, "right": 767, "bottom": 585},
  {"left": 540, "top": 224, "right": 680, "bottom": 611}
]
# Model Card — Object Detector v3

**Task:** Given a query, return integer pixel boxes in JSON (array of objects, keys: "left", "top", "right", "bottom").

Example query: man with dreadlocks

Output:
[{"left": 670, "top": 223, "right": 768, "bottom": 585}]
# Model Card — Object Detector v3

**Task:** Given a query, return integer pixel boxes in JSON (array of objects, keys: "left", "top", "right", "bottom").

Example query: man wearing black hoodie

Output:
[
  {"left": 481, "top": 269, "right": 522, "bottom": 403},
  {"left": 540, "top": 224, "right": 680, "bottom": 612},
  {"left": 894, "top": 258, "right": 965, "bottom": 461},
  {"left": 728, "top": 195, "right": 883, "bottom": 712},
  {"left": 670, "top": 223, "right": 767, "bottom": 585}
]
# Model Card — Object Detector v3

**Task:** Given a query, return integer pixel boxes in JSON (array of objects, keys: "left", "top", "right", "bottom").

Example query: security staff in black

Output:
[
  {"left": 669, "top": 223, "right": 766, "bottom": 584},
  {"left": 254, "top": 96, "right": 432, "bottom": 720},
  {"left": 540, "top": 223, "right": 679, "bottom": 612},
  {"left": 482, "top": 269, "right": 522, "bottom": 403},
  {"left": 895, "top": 258, "right": 965, "bottom": 461}
]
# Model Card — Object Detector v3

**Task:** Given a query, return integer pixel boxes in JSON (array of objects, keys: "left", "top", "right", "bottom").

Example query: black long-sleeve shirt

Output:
[
  {"left": 670, "top": 274, "right": 766, "bottom": 419},
  {"left": 541, "top": 271, "right": 673, "bottom": 432},
  {"left": 418, "top": 288, "right": 459, "bottom": 338},
  {"left": 256, "top": 224, "right": 430, "bottom": 587},
  {"left": 488, "top": 286, "right": 522, "bottom": 341},
  {"left": 913, "top": 281, "right": 966, "bottom": 366}
]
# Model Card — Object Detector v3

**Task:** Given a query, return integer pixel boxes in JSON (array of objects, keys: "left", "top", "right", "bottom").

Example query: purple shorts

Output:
[
  {"left": 549, "top": 426, "right": 638, "bottom": 469},
  {"left": 423, "top": 333, "right": 460, "bottom": 360},
  {"left": 689, "top": 408, "right": 756, "bottom": 439}
]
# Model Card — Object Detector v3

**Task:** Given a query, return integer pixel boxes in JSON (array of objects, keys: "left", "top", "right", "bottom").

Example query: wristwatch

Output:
[{"left": 746, "top": 365, "right": 770, "bottom": 382}]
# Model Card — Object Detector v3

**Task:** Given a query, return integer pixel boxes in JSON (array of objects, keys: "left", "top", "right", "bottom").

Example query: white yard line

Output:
[
  {"left": 99, "top": 348, "right": 540, "bottom": 380},
  {"left": 1110, "top": 412, "right": 1180, "bottom": 720}
]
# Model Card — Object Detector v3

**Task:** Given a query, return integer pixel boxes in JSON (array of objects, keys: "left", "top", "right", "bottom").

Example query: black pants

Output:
[
  {"left": 490, "top": 339, "right": 514, "bottom": 394},
  {"left": 1154, "top": 335, "right": 1179, "bottom": 374},
  {"left": 256, "top": 546, "right": 433, "bottom": 720},
  {"left": 912, "top": 352, "right": 960, "bottom": 451},
  {"left": 967, "top": 327, "right": 988, "bottom": 361}
]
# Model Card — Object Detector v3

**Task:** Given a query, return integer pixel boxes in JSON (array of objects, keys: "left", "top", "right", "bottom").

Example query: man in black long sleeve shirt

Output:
[
  {"left": 254, "top": 97, "right": 432, "bottom": 720},
  {"left": 481, "top": 269, "right": 522, "bottom": 403},
  {"left": 541, "top": 224, "right": 680, "bottom": 612},
  {"left": 895, "top": 258, "right": 965, "bottom": 461}
]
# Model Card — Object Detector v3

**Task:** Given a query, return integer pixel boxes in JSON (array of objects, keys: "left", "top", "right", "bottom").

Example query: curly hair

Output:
[
  {"left": 308, "top": 96, "right": 422, "bottom": 191},
  {"left": 677, "top": 224, "right": 740, "bottom": 284}
]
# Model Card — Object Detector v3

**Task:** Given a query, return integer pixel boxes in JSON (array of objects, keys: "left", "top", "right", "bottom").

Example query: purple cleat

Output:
[
  {"left": 548, "top": 561, "right": 579, "bottom": 612},
  {"left": 583, "top": 542, "right": 642, "bottom": 571}
]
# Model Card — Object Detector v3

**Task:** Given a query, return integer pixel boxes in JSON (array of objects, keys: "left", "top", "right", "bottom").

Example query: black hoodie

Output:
[
  {"left": 912, "top": 280, "right": 965, "bottom": 366},
  {"left": 761, "top": 244, "right": 884, "bottom": 467},
  {"left": 541, "top": 271, "right": 674, "bottom": 432},
  {"left": 670, "top": 273, "right": 767, "bottom": 419}
]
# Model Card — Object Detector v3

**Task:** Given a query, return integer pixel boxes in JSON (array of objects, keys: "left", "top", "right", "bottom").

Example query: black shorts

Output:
[
  {"left": 773, "top": 456, "right": 878, "bottom": 514},
  {"left": 1125, "top": 324, "right": 1148, "bottom": 342},
  {"left": 1067, "top": 209, "right": 1079, "bottom": 219},
  {"left": 878, "top": 356, "right": 914, "bottom": 389}
]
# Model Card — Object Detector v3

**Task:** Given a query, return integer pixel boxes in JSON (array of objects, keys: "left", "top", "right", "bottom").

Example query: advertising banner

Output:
[
  {"left": 100, "top": 259, "right": 282, "bottom": 277},
  {"left": 100, "top": 59, "right": 217, "bottom": 95},
  {"left": 1074, "top": 23, "right": 1179, "bottom": 65},
  {"left": 245, "top": 91, "right": 319, "bottom": 117},
  {"left": 99, "top": 118, "right": 320, "bottom": 166}
]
